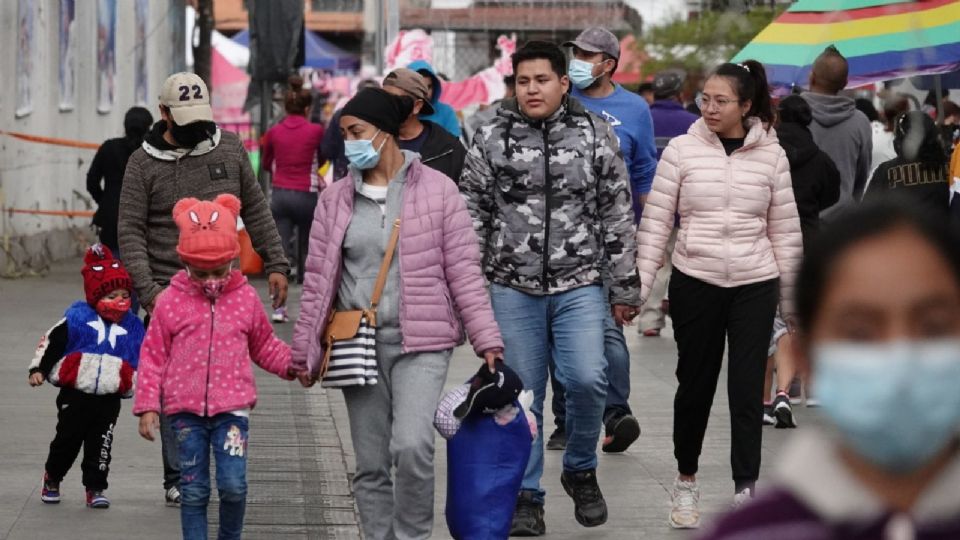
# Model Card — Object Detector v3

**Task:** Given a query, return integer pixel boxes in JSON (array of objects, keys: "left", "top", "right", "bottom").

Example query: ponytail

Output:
[
  {"left": 713, "top": 59, "right": 774, "bottom": 126},
  {"left": 284, "top": 75, "right": 313, "bottom": 116}
]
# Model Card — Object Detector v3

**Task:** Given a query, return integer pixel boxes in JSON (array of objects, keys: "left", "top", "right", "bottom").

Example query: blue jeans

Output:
[
  {"left": 489, "top": 284, "right": 607, "bottom": 502},
  {"left": 171, "top": 413, "right": 249, "bottom": 540},
  {"left": 550, "top": 312, "right": 633, "bottom": 428}
]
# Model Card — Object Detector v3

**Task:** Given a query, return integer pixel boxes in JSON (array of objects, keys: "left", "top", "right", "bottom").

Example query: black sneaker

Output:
[
  {"left": 601, "top": 414, "right": 640, "bottom": 453},
  {"left": 510, "top": 491, "right": 545, "bottom": 536},
  {"left": 165, "top": 486, "right": 181, "bottom": 507},
  {"left": 773, "top": 392, "right": 797, "bottom": 429},
  {"left": 546, "top": 427, "right": 567, "bottom": 451},
  {"left": 763, "top": 403, "right": 776, "bottom": 426},
  {"left": 560, "top": 469, "right": 607, "bottom": 527}
]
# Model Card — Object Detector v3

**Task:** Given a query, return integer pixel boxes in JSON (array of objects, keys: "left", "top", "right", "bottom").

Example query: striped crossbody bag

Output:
[{"left": 319, "top": 219, "right": 400, "bottom": 387}]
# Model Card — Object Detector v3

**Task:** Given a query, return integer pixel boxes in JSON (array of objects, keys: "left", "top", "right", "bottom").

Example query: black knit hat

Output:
[
  {"left": 341, "top": 88, "right": 414, "bottom": 137},
  {"left": 453, "top": 359, "right": 524, "bottom": 420}
]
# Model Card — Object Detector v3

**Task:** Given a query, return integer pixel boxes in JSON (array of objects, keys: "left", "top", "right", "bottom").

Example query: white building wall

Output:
[{"left": 0, "top": 0, "right": 184, "bottom": 273}]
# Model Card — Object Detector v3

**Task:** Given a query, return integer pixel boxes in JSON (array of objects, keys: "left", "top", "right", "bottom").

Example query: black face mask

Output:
[{"left": 170, "top": 121, "right": 216, "bottom": 148}]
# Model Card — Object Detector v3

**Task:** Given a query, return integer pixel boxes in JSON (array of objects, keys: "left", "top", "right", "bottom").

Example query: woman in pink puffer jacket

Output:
[
  {"left": 291, "top": 88, "right": 503, "bottom": 539},
  {"left": 637, "top": 60, "right": 803, "bottom": 529}
]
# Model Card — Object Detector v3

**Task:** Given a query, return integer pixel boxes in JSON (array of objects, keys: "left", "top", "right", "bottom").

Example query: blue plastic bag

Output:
[{"left": 445, "top": 403, "right": 532, "bottom": 540}]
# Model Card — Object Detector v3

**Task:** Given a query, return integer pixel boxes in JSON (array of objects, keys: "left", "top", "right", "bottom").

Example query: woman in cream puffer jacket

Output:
[
  {"left": 637, "top": 60, "right": 803, "bottom": 529},
  {"left": 639, "top": 117, "right": 802, "bottom": 313}
]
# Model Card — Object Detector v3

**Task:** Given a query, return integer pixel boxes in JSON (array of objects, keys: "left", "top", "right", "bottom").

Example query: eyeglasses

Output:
[{"left": 695, "top": 95, "right": 738, "bottom": 111}]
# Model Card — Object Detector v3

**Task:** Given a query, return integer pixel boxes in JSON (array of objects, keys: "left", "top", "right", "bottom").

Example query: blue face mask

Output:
[
  {"left": 344, "top": 129, "right": 386, "bottom": 170},
  {"left": 569, "top": 59, "right": 600, "bottom": 90},
  {"left": 813, "top": 339, "right": 960, "bottom": 473}
]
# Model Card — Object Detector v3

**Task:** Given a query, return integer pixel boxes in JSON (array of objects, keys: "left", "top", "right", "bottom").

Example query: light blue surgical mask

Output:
[
  {"left": 568, "top": 59, "right": 600, "bottom": 90},
  {"left": 344, "top": 129, "right": 386, "bottom": 170},
  {"left": 812, "top": 339, "right": 960, "bottom": 473}
]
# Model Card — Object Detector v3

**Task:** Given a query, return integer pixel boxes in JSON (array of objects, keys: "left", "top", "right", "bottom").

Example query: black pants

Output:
[
  {"left": 271, "top": 188, "right": 318, "bottom": 281},
  {"left": 45, "top": 388, "right": 122, "bottom": 491},
  {"left": 669, "top": 269, "right": 778, "bottom": 490}
]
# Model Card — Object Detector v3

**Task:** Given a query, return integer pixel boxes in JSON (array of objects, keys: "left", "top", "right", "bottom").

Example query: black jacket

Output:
[
  {"left": 416, "top": 121, "right": 466, "bottom": 184},
  {"left": 864, "top": 156, "right": 950, "bottom": 217},
  {"left": 87, "top": 137, "right": 141, "bottom": 250},
  {"left": 777, "top": 123, "right": 841, "bottom": 253},
  {"left": 321, "top": 109, "right": 349, "bottom": 181}
]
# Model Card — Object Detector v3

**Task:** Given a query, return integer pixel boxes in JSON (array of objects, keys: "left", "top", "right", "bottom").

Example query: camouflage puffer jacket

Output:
[{"left": 460, "top": 97, "right": 640, "bottom": 306}]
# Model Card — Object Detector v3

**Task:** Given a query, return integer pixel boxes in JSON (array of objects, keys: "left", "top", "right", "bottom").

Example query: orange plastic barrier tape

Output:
[
  {"left": 0, "top": 130, "right": 100, "bottom": 150},
  {"left": 5, "top": 208, "right": 95, "bottom": 218}
]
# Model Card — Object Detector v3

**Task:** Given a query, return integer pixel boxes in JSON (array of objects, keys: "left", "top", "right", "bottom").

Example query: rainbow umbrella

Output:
[{"left": 732, "top": 0, "right": 960, "bottom": 92}]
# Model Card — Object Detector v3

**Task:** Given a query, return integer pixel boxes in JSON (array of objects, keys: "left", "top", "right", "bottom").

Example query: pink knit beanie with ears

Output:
[{"left": 173, "top": 194, "right": 242, "bottom": 269}]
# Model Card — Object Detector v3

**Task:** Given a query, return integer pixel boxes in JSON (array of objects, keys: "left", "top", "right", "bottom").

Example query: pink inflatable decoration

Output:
[{"left": 385, "top": 30, "right": 518, "bottom": 112}]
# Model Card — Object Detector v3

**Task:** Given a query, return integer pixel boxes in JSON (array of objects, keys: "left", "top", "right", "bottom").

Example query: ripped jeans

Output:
[{"left": 171, "top": 413, "right": 249, "bottom": 540}]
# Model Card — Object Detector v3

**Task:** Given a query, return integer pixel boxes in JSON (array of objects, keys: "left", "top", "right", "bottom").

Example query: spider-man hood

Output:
[{"left": 81, "top": 243, "right": 133, "bottom": 306}]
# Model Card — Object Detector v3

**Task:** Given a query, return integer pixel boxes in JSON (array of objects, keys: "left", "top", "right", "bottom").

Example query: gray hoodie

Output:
[
  {"left": 335, "top": 151, "right": 416, "bottom": 345},
  {"left": 801, "top": 92, "right": 873, "bottom": 221}
]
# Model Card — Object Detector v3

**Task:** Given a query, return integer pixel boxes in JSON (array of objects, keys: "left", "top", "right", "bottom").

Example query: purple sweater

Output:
[
  {"left": 698, "top": 432, "right": 960, "bottom": 540},
  {"left": 650, "top": 99, "right": 698, "bottom": 159},
  {"left": 701, "top": 489, "right": 960, "bottom": 540},
  {"left": 291, "top": 158, "right": 503, "bottom": 376}
]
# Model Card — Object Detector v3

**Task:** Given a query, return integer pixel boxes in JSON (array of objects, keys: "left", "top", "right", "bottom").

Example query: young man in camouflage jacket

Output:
[{"left": 460, "top": 41, "right": 640, "bottom": 535}]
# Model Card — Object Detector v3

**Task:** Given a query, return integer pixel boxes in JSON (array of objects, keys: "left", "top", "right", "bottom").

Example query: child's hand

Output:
[
  {"left": 138, "top": 412, "right": 160, "bottom": 442},
  {"left": 28, "top": 372, "right": 44, "bottom": 387},
  {"left": 296, "top": 370, "right": 317, "bottom": 388}
]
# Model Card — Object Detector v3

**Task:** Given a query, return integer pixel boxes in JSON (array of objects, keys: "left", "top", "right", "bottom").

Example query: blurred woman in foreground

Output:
[{"left": 700, "top": 200, "right": 960, "bottom": 539}]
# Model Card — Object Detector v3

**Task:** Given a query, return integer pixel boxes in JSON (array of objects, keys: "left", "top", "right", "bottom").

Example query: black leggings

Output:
[
  {"left": 669, "top": 269, "right": 778, "bottom": 490},
  {"left": 271, "top": 188, "right": 318, "bottom": 280}
]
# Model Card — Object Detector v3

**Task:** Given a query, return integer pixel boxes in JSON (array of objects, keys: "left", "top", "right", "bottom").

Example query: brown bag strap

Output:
[{"left": 370, "top": 219, "right": 400, "bottom": 309}]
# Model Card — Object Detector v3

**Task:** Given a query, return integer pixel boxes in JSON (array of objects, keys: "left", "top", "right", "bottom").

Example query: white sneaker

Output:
[
  {"left": 669, "top": 478, "right": 700, "bottom": 529},
  {"left": 732, "top": 486, "right": 754, "bottom": 509},
  {"left": 271, "top": 307, "right": 288, "bottom": 323}
]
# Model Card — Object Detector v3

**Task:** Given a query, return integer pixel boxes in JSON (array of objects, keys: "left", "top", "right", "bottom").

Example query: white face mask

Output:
[
  {"left": 812, "top": 339, "right": 960, "bottom": 472},
  {"left": 186, "top": 264, "right": 232, "bottom": 300}
]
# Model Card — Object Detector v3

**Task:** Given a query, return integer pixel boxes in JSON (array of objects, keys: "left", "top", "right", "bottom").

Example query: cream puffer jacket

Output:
[{"left": 637, "top": 117, "right": 803, "bottom": 314}]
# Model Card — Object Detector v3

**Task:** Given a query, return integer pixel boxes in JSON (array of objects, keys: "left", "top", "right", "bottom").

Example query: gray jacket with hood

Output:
[
  {"left": 801, "top": 92, "right": 872, "bottom": 221},
  {"left": 118, "top": 122, "right": 288, "bottom": 307}
]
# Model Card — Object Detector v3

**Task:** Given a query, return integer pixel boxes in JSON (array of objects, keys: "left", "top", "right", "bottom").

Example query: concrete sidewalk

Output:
[
  {"left": 329, "top": 302, "right": 827, "bottom": 538},
  {"left": 0, "top": 260, "right": 360, "bottom": 540},
  {"left": 1, "top": 259, "right": 825, "bottom": 539}
]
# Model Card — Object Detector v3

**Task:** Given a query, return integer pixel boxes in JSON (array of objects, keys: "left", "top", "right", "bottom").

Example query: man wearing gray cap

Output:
[
  {"left": 119, "top": 72, "right": 289, "bottom": 506},
  {"left": 549, "top": 27, "right": 654, "bottom": 458},
  {"left": 381, "top": 68, "right": 466, "bottom": 182},
  {"left": 564, "top": 27, "right": 657, "bottom": 220}
]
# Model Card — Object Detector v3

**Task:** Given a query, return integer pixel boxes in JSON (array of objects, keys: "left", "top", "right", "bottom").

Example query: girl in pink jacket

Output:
[
  {"left": 291, "top": 88, "right": 504, "bottom": 539},
  {"left": 133, "top": 194, "right": 299, "bottom": 540},
  {"left": 637, "top": 60, "right": 803, "bottom": 529}
]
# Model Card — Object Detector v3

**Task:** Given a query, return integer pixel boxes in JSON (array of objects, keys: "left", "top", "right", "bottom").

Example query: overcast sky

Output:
[{"left": 429, "top": 0, "right": 690, "bottom": 30}]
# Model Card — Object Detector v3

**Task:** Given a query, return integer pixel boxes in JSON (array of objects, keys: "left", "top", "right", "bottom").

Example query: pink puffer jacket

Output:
[
  {"left": 638, "top": 117, "right": 803, "bottom": 314},
  {"left": 291, "top": 159, "right": 503, "bottom": 376},
  {"left": 133, "top": 270, "right": 293, "bottom": 417}
]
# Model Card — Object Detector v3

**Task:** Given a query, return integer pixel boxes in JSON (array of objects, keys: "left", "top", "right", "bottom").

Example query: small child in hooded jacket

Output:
[{"left": 29, "top": 244, "right": 145, "bottom": 509}]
